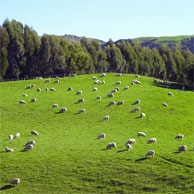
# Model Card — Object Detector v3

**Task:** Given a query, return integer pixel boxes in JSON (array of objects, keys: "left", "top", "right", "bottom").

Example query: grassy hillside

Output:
[{"left": 0, "top": 74, "right": 194, "bottom": 194}]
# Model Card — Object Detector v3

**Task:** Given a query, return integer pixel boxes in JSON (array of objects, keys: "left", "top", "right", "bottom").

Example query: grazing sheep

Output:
[
  {"left": 102, "top": 73, "right": 106, "bottom": 77},
  {"left": 136, "top": 80, "right": 141, "bottom": 85},
  {"left": 108, "top": 101, "right": 116, "bottom": 106},
  {"left": 93, "top": 88, "right": 98, "bottom": 91},
  {"left": 26, "top": 140, "right": 36, "bottom": 146},
  {"left": 111, "top": 89, "right": 117, "bottom": 93},
  {"left": 78, "top": 109, "right": 85, "bottom": 113},
  {"left": 103, "top": 116, "right": 110, "bottom": 121},
  {"left": 115, "top": 81, "right": 121, "bottom": 85},
  {"left": 141, "top": 113, "right": 146, "bottom": 118},
  {"left": 175, "top": 134, "right": 184, "bottom": 140},
  {"left": 72, "top": 73, "right": 77, "bottom": 77},
  {"left": 37, "top": 88, "right": 41, "bottom": 92},
  {"left": 106, "top": 142, "right": 116, "bottom": 150},
  {"left": 94, "top": 80, "right": 101, "bottom": 84},
  {"left": 31, "top": 130, "right": 39, "bottom": 136},
  {"left": 124, "top": 86, "right": 129, "bottom": 90},
  {"left": 52, "top": 104, "right": 58, "bottom": 108},
  {"left": 68, "top": 87, "right": 73, "bottom": 91},
  {"left": 19, "top": 100, "right": 26, "bottom": 104},
  {"left": 135, "top": 74, "right": 140, "bottom": 78},
  {"left": 96, "top": 96, "right": 101, "bottom": 100},
  {"left": 45, "top": 79, "right": 50, "bottom": 83},
  {"left": 145, "top": 150, "right": 155, "bottom": 157},
  {"left": 24, "top": 144, "right": 34, "bottom": 151},
  {"left": 134, "top": 100, "right": 141, "bottom": 104},
  {"left": 26, "top": 85, "right": 31, "bottom": 89},
  {"left": 117, "top": 101, "right": 124, "bottom": 105},
  {"left": 9, "top": 135, "right": 13, "bottom": 140},
  {"left": 31, "top": 98, "right": 36, "bottom": 103},
  {"left": 60, "top": 107, "right": 67, "bottom": 113},
  {"left": 15, "top": 133, "right": 20, "bottom": 138},
  {"left": 115, "top": 87, "right": 119, "bottom": 91},
  {"left": 138, "top": 132, "right": 147, "bottom": 137},
  {"left": 97, "top": 133, "right": 106, "bottom": 139},
  {"left": 22, "top": 93, "right": 28, "bottom": 97},
  {"left": 102, "top": 80, "right": 105, "bottom": 84},
  {"left": 168, "top": 92, "right": 173, "bottom": 96},
  {"left": 131, "top": 81, "right": 135, "bottom": 85},
  {"left": 132, "top": 107, "right": 140, "bottom": 112},
  {"left": 163, "top": 103, "right": 168, "bottom": 107},
  {"left": 45, "top": 88, "right": 48, "bottom": 91},
  {"left": 50, "top": 88, "right": 56, "bottom": 91},
  {"left": 126, "top": 143, "right": 133, "bottom": 150},
  {"left": 107, "top": 93, "right": 114, "bottom": 97},
  {"left": 178, "top": 145, "right": 187, "bottom": 152},
  {"left": 116, "top": 73, "right": 121, "bottom": 77},
  {"left": 132, "top": 80, "right": 141, "bottom": 85},
  {"left": 126, "top": 139, "right": 136, "bottom": 145},
  {"left": 92, "top": 76, "right": 97, "bottom": 80},
  {"left": 153, "top": 79, "right": 157, "bottom": 83},
  {"left": 76, "top": 90, "right": 82, "bottom": 95},
  {"left": 54, "top": 80, "right": 59, "bottom": 83},
  {"left": 56, "top": 76, "right": 60, "bottom": 79},
  {"left": 78, "top": 98, "right": 84, "bottom": 103},
  {"left": 147, "top": 138, "right": 157, "bottom": 144},
  {"left": 10, "top": 178, "right": 20, "bottom": 185},
  {"left": 5, "top": 147, "right": 14, "bottom": 152},
  {"left": 31, "top": 84, "right": 35, "bottom": 88}
]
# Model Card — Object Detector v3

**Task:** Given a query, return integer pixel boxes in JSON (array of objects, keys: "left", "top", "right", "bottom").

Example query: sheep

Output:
[
  {"left": 56, "top": 76, "right": 60, "bottom": 79},
  {"left": 24, "top": 144, "right": 34, "bottom": 151},
  {"left": 102, "top": 73, "right": 106, "bottom": 77},
  {"left": 107, "top": 93, "right": 114, "bottom": 97},
  {"left": 168, "top": 92, "right": 173, "bottom": 96},
  {"left": 132, "top": 80, "right": 141, "bottom": 85},
  {"left": 31, "top": 130, "right": 39, "bottom": 136},
  {"left": 124, "top": 86, "right": 129, "bottom": 90},
  {"left": 138, "top": 132, "right": 147, "bottom": 137},
  {"left": 96, "top": 96, "right": 101, "bottom": 100},
  {"left": 135, "top": 74, "right": 140, "bottom": 78},
  {"left": 108, "top": 101, "right": 116, "bottom": 106},
  {"left": 153, "top": 79, "right": 157, "bottom": 83},
  {"left": 140, "top": 113, "right": 146, "bottom": 118},
  {"left": 15, "top": 133, "right": 20, "bottom": 138},
  {"left": 52, "top": 104, "right": 58, "bottom": 108},
  {"left": 54, "top": 80, "right": 59, "bottom": 84},
  {"left": 45, "top": 79, "right": 50, "bottom": 83},
  {"left": 175, "top": 134, "right": 184, "bottom": 140},
  {"left": 26, "top": 140, "right": 36, "bottom": 146},
  {"left": 114, "top": 87, "right": 119, "bottom": 91},
  {"left": 131, "top": 81, "right": 135, "bottom": 85},
  {"left": 92, "top": 76, "right": 97, "bottom": 80},
  {"left": 72, "top": 73, "right": 77, "bottom": 77},
  {"left": 103, "top": 116, "right": 110, "bottom": 121},
  {"left": 37, "top": 88, "right": 41, "bottom": 92},
  {"left": 102, "top": 80, "right": 105, "bottom": 84},
  {"left": 60, "top": 107, "right": 67, "bottom": 113},
  {"left": 145, "top": 150, "right": 155, "bottom": 157},
  {"left": 116, "top": 73, "right": 121, "bottom": 77},
  {"left": 19, "top": 100, "right": 26, "bottom": 104},
  {"left": 93, "top": 88, "right": 98, "bottom": 91},
  {"left": 50, "top": 88, "right": 56, "bottom": 91},
  {"left": 97, "top": 133, "right": 106, "bottom": 139},
  {"left": 5, "top": 147, "right": 14, "bottom": 152},
  {"left": 111, "top": 89, "right": 117, "bottom": 93},
  {"left": 126, "top": 138, "right": 136, "bottom": 145},
  {"left": 134, "top": 100, "right": 141, "bottom": 104},
  {"left": 135, "top": 80, "right": 141, "bottom": 85},
  {"left": 76, "top": 90, "right": 82, "bottom": 95},
  {"left": 78, "top": 109, "right": 85, "bottom": 114},
  {"left": 178, "top": 145, "right": 187, "bottom": 152},
  {"left": 147, "top": 138, "right": 157, "bottom": 144},
  {"left": 115, "top": 81, "right": 121, "bottom": 85},
  {"left": 67, "top": 87, "right": 73, "bottom": 91},
  {"left": 10, "top": 178, "right": 20, "bottom": 185},
  {"left": 117, "top": 101, "right": 124, "bottom": 105},
  {"left": 26, "top": 85, "right": 31, "bottom": 89},
  {"left": 126, "top": 143, "right": 133, "bottom": 150},
  {"left": 132, "top": 107, "right": 140, "bottom": 112},
  {"left": 94, "top": 80, "right": 101, "bottom": 84},
  {"left": 45, "top": 88, "right": 48, "bottom": 91},
  {"left": 22, "top": 93, "right": 28, "bottom": 97},
  {"left": 9, "top": 135, "right": 13, "bottom": 140},
  {"left": 31, "top": 84, "right": 35, "bottom": 88},
  {"left": 31, "top": 98, "right": 36, "bottom": 103},
  {"left": 162, "top": 103, "right": 168, "bottom": 107},
  {"left": 77, "top": 98, "right": 84, "bottom": 103},
  {"left": 106, "top": 142, "right": 116, "bottom": 150}
]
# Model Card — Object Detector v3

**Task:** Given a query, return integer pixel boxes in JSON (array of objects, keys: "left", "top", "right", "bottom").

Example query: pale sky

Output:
[{"left": 0, "top": 0, "right": 193, "bottom": 41}]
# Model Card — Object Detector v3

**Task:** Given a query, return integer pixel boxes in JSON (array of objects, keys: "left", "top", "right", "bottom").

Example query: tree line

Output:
[{"left": 0, "top": 19, "right": 193, "bottom": 89}]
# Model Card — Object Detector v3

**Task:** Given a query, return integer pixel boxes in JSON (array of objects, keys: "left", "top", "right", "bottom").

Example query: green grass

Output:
[{"left": 0, "top": 73, "right": 194, "bottom": 194}]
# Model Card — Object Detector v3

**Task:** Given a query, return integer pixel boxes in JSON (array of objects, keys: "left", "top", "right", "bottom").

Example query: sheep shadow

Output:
[
  {"left": 135, "top": 116, "right": 141, "bottom": 119},
  {"left": 0, "top": 185, "right": 13, "bottom": 190},
  {"left": 54, "top": 112, "right": 63, "bottom": 114},
  {"left": 117, "top": 149, "right": 128, "bottom": 153},
  {"left": 135, "top": 157, "right": 148, "bottom": 162},
  {"left": 101, "top": 148, "right": 107, "bottom": 151}
]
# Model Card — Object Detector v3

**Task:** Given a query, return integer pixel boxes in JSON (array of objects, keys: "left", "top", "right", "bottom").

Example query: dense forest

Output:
[{"left": 0, "top": 19, "right": 193, "bottom": 89}]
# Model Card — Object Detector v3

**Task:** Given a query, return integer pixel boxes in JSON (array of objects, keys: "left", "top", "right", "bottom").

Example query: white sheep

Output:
[
  {"left": 115, "top": 81, "right": 121, "bottom": 85},
  {"left": 26, "top": 85, "right": 31, "bottom": 89},
  {"left": 126, "top": 143, "right": 132, "bottom": 150},
  {"left": 126, "top": 138, "right": 136, "bottom": 145},
  {"left": 9, "top": 135, "right": 13, "bottom": 140},
  {"left": 94, "top": 80, "right": 101, "bottom": 84},
  {"left": 111, "top": 89, "right": 117, "bottom": 93},
  {"left": 116, "top": 73, "right": 121, "bottom": 77},
  {"left": 15, "top": 133, "right": 20, "bottom": 138},
  {"left": 93, "top": 88, "right": 98, "bottom": 91},
  {"left": 97, "top": 133, "right": 106, "bottom": 139},
  {"left": 135, "top": 75, "right": 140, "bottom": 78},
  {"left": 102, "top": 73, "right": 106, "bottom": 77},
  {"left": 56, "top": 76, "right": 60, "bottom": 79},
  {"left": 132, "top": 107, "right": 140, "bottom": 112},
  {"left": 76, "top": 90, "right": 82, "bottom": 95},
  {"left": 78, "top": 98, "right": 84, "bottom": 103},
  {"left": 37, "top": 88, "right": 41, "bottom": 92},
  {"left": 103, "top": 116, "right": 110, "bottom": 121},
  {"left": 24, "top": 144, "right": 34, "bottom": 151},
  {"left": 106, "top": 142, "right": 116, "bottom": 150},
  {"left": 72, "top": 73, "right": 77, "bottom": 77},
  {"left": 67, "top": 87, "right": 73, "bottom": 91},
  {"left": 147, "top": 138, "right": 157, "bottom": 144},
  {"left": 168, "top": 92, "right": 173, "bottom": 96},
  {"left": 45, "top": 88, "right": 48, "bottom": 91},
  {"left": 26, "top": 140, "right": 36, "bottom": 146},
  {"left": 115, "top": 87, "right": 119, "bottom": 91},
  {"left": 138, "top": 132, "right": 147, "bottom": 137},
  {"left": 117, "top": 101, "right": 124, "bottom": 105},
  {"left": 92, "top": 76, "right": 97, "bottom": 80},
  {"left": 108, "top": 101, "right": 116, "bottom": 106},
  {"left": 163, "top": 103, "right": 168, "bottom": 107},
  {"left": 31, "top": 98, "right": 36, "bottom": 103},
  {"left": 50, "top": 88, "right": 56, "bottom": 91},
  {"left": 131, "top": 81, "right": 135, "bottom": 85},
  {"left": 54, "top": 80, "right": 59, "bottom": 83},
  {"left": 107, "top": 93, "right": 114, "bottom": 97},
  {"left": 60, "top": 107, "right": 67, "bottom": 113},
  {"left": 175, "top": 134, "right": 184, "bottom": 140},
  {"left": 5, "top": 147, "right": 14, "bottom": 152},
  {"left": 134, "top": 100, "right": 140, "bottom": 104},
  {"left": 45, "top": 79, "right": 50, "bottom": 82},
  {"left": 141, "top": 113, "right": 146, "bottom": 118},
  {"left": 31, "top": 130, "right": 39, "bottom": 136},
  {"left": 19, "top": 100, "right": 26, "bottom": 104},
  {"left": 78, "top": 109, "right": 85, "bottom": 113},
  {"left": 10, "top": 178, "right": 20, "bottom": 185},
  {"left": 178, "top": 145, "right": 187, "bottom": 152},
  {"left": 52, "top": 104, "right": 58, "bottom": 108},
  {"left": 22, "top": 93, "right": 28, "bottom": 97},
  {"left": 145, "top": 150, "right": 155, "bottom": 157},
  {"left": 124, "top": 86, "right": 129, "bottom": 90},
  {"left": 31, "top": 84, "right": 35, "bottom": 88},
  {"left": 96, "top": 96, "right": 101, "bottom": 100}
]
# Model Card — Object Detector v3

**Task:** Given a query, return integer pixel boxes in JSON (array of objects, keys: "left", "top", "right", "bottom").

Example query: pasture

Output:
[{"left": 0, "top": 73, "right": 193, "bottom": 194}]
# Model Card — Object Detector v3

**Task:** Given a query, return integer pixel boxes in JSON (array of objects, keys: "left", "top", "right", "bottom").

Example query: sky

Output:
[{"left": 0, "top": 0, "right": 194, "bottom": 41}]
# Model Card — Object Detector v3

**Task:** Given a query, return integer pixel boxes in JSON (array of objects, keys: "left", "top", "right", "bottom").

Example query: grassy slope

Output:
[{"left": 0, "top": 74, "right": 194, "bottom": 194}]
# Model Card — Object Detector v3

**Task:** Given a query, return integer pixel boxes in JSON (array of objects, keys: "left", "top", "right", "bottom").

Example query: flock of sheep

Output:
[{"left": 5, "top": 73, "right": 192, "bottom": 186}]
